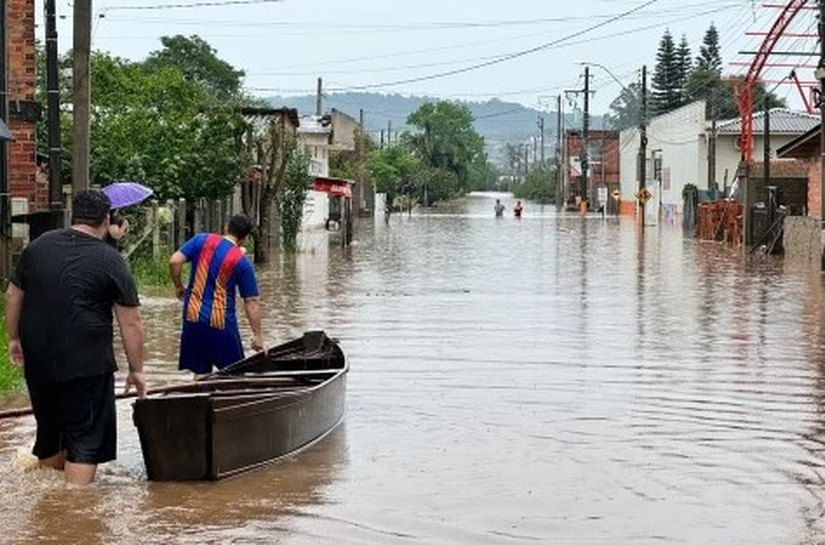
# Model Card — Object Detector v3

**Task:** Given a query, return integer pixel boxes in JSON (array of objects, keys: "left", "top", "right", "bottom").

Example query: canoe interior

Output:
[{"left": 132, "top": 330, "right": 347, "bottom": 481}]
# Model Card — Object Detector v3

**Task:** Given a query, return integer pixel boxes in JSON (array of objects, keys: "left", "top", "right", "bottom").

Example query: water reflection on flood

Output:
[{"left": 1, "top": 194, "right": 825, "bottom": 543}]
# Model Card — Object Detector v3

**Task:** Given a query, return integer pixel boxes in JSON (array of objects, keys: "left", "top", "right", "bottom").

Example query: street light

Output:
[
  {"left": 573, "top": 61, "right": 645, "bottom": 219},
  {"left": 574, "top": 60, "right": 632, "bottom": 91}
]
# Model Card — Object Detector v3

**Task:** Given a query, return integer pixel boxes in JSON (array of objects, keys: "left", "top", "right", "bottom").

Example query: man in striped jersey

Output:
[{"left": 169, "top": 214, "right": 264, "bottom": 375}]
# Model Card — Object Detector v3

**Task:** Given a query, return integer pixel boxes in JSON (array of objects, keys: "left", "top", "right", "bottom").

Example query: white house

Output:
[
  {"left": 619, "top": 101, "right": 707, "bottom": 221},
  {"left": 298, "top": 115, "right": 332, "bottom": 230}
]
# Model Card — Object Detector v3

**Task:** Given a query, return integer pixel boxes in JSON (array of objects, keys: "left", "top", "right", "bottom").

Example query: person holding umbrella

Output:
[{"left": 101, "top": 182, "right": 154, "bottom": 249}]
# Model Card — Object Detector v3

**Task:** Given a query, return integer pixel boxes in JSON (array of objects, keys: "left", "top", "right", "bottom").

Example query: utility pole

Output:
[
  {"left": 45, "top": 0, "right": 62, "bottom": 208},
  {"left": 819, "top": 0, "right": 825, "bottom": 228},
  {"left": 72, "top": 0, "right": 92, "bottom": 193},
  {"left": 765, "top": 101, "right": 773, "bottom": 232},
  {"left": 639, "top": 65, "right": 648, "bottom": 229},
  {"left": 764, "top": 100, "right": 771, "bottom": 193},
  {"left": 708, "top": 88, "right": 717, "bottom": 192},
  {"left": 524, "top": 145, "right": 529, "bottom": 182},
  {"left": 556, "top": 95, "right": 563, "bottom": 207},
  {"left": 316, "top": 77, "right": 323, "bottom": 116},
  {"left": 539, "top": 117, "right": 545, "bottom": 165},
  {"left": 582, "top": 66, "right": 590, "bottom": 207}
]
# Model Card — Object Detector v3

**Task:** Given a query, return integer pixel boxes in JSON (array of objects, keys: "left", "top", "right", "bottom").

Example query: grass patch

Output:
[
  {"left": 0, "top": 300, "right": 23, "bottom": 391},
  {"left": 129, "top": 256, "right": 174, "bottom": 288}
]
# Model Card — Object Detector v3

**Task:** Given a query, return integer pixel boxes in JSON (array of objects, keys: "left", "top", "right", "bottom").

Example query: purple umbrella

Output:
[{"left": 101, "top": 181, "right": 154, "bottom": 209}]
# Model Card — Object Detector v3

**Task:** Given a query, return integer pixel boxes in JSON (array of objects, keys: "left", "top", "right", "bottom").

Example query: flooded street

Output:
[{"left": 2, "top": 192, "right": 825, "bottom": 544}]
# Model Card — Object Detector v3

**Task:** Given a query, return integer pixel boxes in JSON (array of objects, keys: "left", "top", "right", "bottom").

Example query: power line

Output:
[
  {"left": 97, "top": 1, "right": 743, "bottom": 26},
  {"left": 101, "top": 0, "right": 283, "bottom": 11},
  {"left": 301, "top": 0, "right": 660, "bottom": 92},
  {"left": 245, "top": 3, "right": 739, "bottom": 93}
]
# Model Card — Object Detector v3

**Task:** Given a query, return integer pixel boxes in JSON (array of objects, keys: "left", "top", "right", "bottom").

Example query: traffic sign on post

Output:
[
  {"left": 611, "top": 189, "right": 621, "bottom": 201},
  {"left": 636, "top": 188, "right": 652, "bottom": 204}
]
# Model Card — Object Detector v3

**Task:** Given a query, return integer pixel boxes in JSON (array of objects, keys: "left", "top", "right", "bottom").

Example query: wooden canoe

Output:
[{"left": 132, "top": 330, "right": 347, "bottom": 481}]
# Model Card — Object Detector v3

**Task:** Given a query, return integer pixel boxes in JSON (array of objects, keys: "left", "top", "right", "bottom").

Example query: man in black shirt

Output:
[{"left": 5, "top": 190, "right": 147, "bottom": 485}]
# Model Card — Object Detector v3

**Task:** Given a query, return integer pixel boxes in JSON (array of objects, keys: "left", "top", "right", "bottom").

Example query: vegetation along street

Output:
[{"left": 0, "top": 0, "right": 823, "bottom": 543}]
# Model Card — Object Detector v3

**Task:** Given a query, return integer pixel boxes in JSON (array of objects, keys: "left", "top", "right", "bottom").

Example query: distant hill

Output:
[{"left": 264, "top": 92, "right": 604, "bottom": 164}]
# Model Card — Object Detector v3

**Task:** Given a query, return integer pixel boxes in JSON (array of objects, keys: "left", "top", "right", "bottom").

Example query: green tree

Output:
[
  {"left": 696, "top": 23, "right": 721, "bottom": 73},
  {"left": 712, "top": 77, "right": 786, "bottom": 119},
  {"left": 651, "top": 30, "right": 681, "bottom": 115},
  {"left": 685, "top": 24, "right": 784, "bottom": 119},
  {"left": 605, "top": 82, "right": 642, "bottom": 131},
  {"left": 513, "top": 163, "right": 556, "bottom": 202},
  {"left": 404, "top": 101, "right": 486, "bottom": 201},
  {"left": 409, "top": 164, "right": 457, "bottom": 207},
  {"left": 279, "top": 144, "right": 310, "bottom": 252},
  {"left": 366, "top": 144, "right": 420, "bottom": 205},
  {"left": 467, "top": 156, "right": 495, "bottom": 192},
  {"left": 144, "top": 35, "right": 245, "bottom": 99},
  {"left": 35, "top": 41, "right": 250, "bottom": 202},
  {"left": 87, "top": 53, "right": 246, "bottom": 201}
]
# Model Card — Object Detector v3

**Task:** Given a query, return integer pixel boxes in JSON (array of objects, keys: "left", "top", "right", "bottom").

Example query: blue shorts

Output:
[{"left": 179, "top": 320, "right": 245, "bottom": 374}]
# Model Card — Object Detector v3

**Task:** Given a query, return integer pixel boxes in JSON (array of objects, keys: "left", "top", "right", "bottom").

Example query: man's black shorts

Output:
[{"left": 26, "top": 373, "right": 116, "bottom": 465}]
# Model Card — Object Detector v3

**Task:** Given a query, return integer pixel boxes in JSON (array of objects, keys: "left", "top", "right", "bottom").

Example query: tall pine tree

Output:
[
  {"left": 696, "top": 23, "right": 721, "bottom": 73},
  {"left": 685, "top": 23, "right": 785, "bottom": 119},
  {"left": 651, "top": 30, "right": 681, "bottom": 115}
]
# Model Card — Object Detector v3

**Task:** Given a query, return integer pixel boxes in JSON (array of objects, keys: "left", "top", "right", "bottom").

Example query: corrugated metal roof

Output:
[{"left": 714, "top": 108, "right": 819, "bottom": 135}]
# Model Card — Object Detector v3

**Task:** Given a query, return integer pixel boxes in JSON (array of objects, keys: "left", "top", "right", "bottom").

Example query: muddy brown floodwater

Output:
[{"left": 1, "top": 193, "right": 825, "bottom": 544}]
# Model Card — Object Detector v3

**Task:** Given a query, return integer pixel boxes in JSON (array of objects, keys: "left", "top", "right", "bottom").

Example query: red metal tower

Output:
[{"left": 736, "top": 0, "right": 812, "bottom": 162}]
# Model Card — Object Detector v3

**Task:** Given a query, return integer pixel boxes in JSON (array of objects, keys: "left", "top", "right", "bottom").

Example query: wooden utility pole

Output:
[
  {"left": 708, "top": 88, "right": 717, "bottom": 192},
  {"left": 523, "top": 145, "right": 529, "bottom": 182},
  {"left": 581, "top": 66, "right": 590, "bottom": 207},
  {"left": 764, "top": 101, "right": 771, "bottom": 193},
  {"left": 539, "top": 116, "right": 545, "bottom": 165},
  {"left": 316, "top": 77, "right": 323, "bottom": 116},
  {"left": 639, "top": 65, "right": 648, "bottom": 230},
  {"left": 555, "top": 95, "right": 563, "bottom": 207},
  {"left": 45, "top": 0, "right": 62, "bottom": 207},
  {"left": 72, "top": 0, "right": 92, "bottom": 193}
]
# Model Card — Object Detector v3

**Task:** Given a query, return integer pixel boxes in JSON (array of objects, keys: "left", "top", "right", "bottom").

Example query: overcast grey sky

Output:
[{"left": 35, "top": 0, "right": 816, "bottom": 115}]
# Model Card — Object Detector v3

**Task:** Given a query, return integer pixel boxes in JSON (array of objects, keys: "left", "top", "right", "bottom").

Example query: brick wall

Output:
[
  {"left": 564, "top": 130, "right": 620, "bottom": 203},
  {"left": 6, "top": 0, "right": 42, "bottom": 211}
]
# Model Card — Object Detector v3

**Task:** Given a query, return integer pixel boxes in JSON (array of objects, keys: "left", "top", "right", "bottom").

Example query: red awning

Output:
[{"left": 312, "top": 176, "right": 354, "bottom": 198}]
